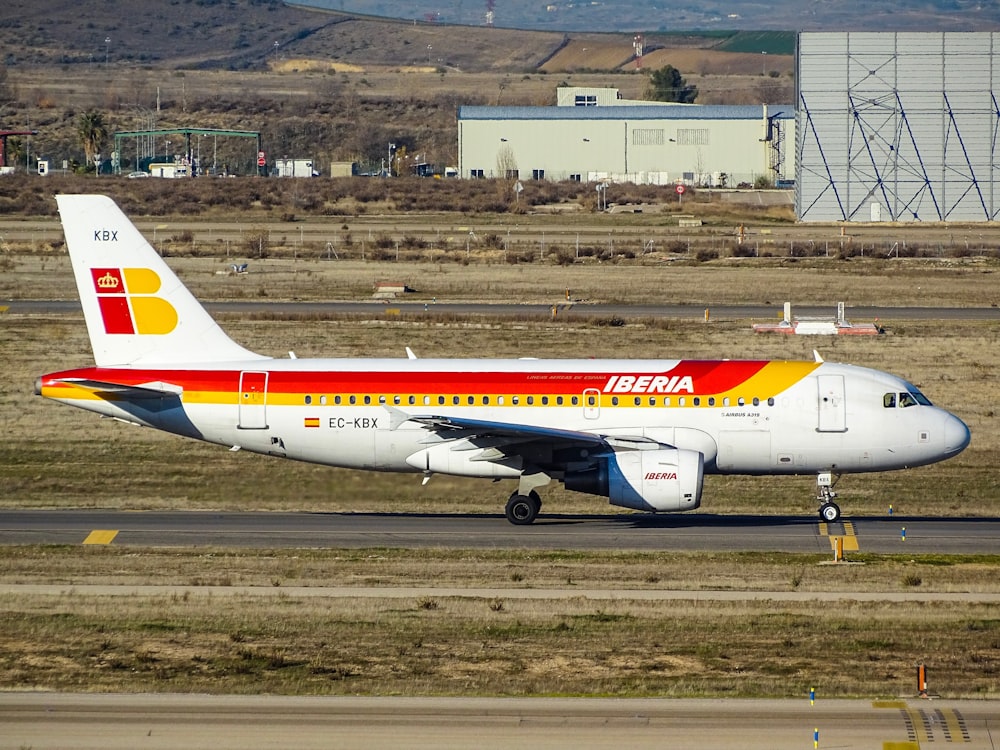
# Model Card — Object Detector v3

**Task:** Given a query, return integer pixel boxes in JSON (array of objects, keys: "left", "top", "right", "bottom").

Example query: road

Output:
[
  {"left": 1, "top": 693, "right": 996, "bottom": 749},
  {"left": 2, "top": 509, "right": 998, "bottom": 554}
]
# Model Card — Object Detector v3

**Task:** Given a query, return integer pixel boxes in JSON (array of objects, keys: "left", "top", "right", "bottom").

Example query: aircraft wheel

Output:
[
  {"left": 528, "top": 490, "right": 542, "bottom": 514},
  {"left": 505, "top": 494, "right": 538, "bottom": 525},
  {"left": 819, "top": 502, "right": 841, "bottom": 523}
]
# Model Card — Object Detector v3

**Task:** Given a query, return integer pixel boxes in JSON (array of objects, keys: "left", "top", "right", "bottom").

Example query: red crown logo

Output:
[{"left": 97, "top": 272, "right": 120, "bottom": 290}]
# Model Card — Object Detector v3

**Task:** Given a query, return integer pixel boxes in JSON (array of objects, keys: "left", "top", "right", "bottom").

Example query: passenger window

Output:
[
  {"left": 335, "top": 395, "right": 342, "bottom": 405},
  {"left": 527, "top": 396, "right": 534, "bottom": 405},
  {"left": 752, "top": 397, "right": 759, "bottom": 406},
  {"left": 393, "top": 395, "right": 401, "bottom": 405},
  {"left": 556, "top": 396, "right": 564, "bottom": 406},
  {"left": 693, "top": 397, "right": 701, "bottom": 406},
  {"left": 611, "top": 396, "right": 619, "bottom": 406},
  {"left": 349, "top": 395, "right": 357, "bottom": 405},
  {"left": 884, "top": 393, "right": 896, "bottom": 408},
  {"left": 467, "top": 396, "right": 474, "bottom": 405},
  {"left": 408, "top": 396, "right": 416, "bottom": 405},
  {"left": 571, "top": 396, "right": 579, "bottom": 406},
  {"left": 437, "top": 396, "right": 445, "bottom": 405},
  {"left": 512, "top": 396, "right": 520, "bottom": 405},
  {"left": 305, "top": 395, "right": 312, "bottom": 405},
  {"left": 586, "top": 395, "right": 595, "bottom": 406},
  {"left": 541, "top": 396, "right": 549, "bottom": 405},
  {"left": 649, "top": 397, "right": 656, "bottom": 406},
  {"left": 364, "top": 395, "right": 372, "bottom": 405},
  {"left": 663, "top": 397, "right": 671, "bottom": 406},
  {"left": 453, "top": 396, "right": 460, "bottom": 405},
  {"left": 320, "top": 395, "right": 327, "bottom": 405},
  {"left": 708, "top": 397, "right": 716, "bottom": 406},
  {"left": 378, "top": 395, "right": 387, "bottom": 405},
  {"left": 498, "top": 396, "right": 505, "bottom": 405},
  {"left": 422, "top": 396, "right": 429, "bottom": 405},
  {"left": 737, "top": 397, "right": 745, "bottom": 406},
  {"left": 634, "top": 396, "right": 641, "bottom": 406},
  {"left": 767, "top": 398, "right": 775, "bottom": 406},
  {"left": 678, "top": 397, "right": 686, "bottom": 406}
]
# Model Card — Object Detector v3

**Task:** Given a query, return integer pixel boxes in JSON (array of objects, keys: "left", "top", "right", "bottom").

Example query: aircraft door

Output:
[
  {"left": 238, "top": 370, "right": 269, "bottom": 429},
  {"left": 583, "top": 388, "right": 600, "bottom": 420},
  {"left": 816, "top": 374, "right": 846, "bottom": 433}
]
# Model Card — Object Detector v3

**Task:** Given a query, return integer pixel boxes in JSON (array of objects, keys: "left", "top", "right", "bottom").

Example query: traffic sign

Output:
[
  {"left": 675, "top": 184, "right": 686, "bottom": 195},
  {"left": 257, "top": 151, "right": 266, "bottom": 167}
]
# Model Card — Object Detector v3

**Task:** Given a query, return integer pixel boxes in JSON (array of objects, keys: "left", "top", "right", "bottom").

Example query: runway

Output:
[
  {"left": 1, "top": 693, "right": 996, "bottom": 749},
  {"left": 6, "top": 298, "right": 1000, "bottom": 320},
  {"left": 2, "top": 509, "right": 998, "bottom": 554}
]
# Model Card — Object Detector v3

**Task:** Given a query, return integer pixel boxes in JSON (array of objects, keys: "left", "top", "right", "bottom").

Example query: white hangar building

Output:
[
  {"left": 457, "top": 101, "right": 796, "bottom": 188},
  {"left": 797, "top": 31, "right": 1000, "bottom": 222}
]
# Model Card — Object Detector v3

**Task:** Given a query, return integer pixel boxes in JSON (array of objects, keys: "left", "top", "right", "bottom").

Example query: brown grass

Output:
[
  {"left": 2, "top": 557, "right": 999, "bottom": 697},
  {"left": 2, "top": 252, "right": 998, "bottom": 517}
]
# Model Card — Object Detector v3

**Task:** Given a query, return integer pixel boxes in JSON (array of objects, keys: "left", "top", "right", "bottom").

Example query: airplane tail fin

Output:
[{"left": 56, "top": 194, "right": 268, "bottom": 367}]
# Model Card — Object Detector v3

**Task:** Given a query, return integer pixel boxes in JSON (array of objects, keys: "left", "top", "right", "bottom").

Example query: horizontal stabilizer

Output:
[{"left": 54, "top": 378, "right": 183, "bottom": 399}]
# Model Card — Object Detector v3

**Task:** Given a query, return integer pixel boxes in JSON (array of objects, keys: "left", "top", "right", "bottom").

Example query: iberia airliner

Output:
[{"left": 36, "top": 195, "right": 971, "bottom": 524}]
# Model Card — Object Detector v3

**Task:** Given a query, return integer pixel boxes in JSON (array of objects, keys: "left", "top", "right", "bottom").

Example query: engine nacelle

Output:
[{"left": 564, "top": 448, "right": 704, "bottom": 512}]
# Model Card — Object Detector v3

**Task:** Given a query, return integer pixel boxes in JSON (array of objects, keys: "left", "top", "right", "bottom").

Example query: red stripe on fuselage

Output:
[{"left": 40, "top": 361, "right": 775, "bottom": 398}]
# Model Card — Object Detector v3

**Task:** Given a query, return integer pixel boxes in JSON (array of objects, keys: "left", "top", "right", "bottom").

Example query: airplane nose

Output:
[{"left": 943, "top": 413, "right": 971, "bottom": 455}]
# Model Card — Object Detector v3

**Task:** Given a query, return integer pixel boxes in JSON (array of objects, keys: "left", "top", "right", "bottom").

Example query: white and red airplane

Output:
[{"left": 36, "top": 195, "right": 970, "bottom": 524}]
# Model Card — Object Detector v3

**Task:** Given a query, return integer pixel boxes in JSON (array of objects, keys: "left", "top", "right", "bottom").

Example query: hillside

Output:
[
  {"left": 0, "top": 1, "right": 793, "bottom": 180},
  {"left": 297, "top": 0, "right": 1000, "bottom": 32}
]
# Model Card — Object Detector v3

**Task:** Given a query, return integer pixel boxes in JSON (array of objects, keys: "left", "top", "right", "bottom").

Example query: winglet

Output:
[{"left": 56, "top": 194, "right": 268, "bottom": 367}]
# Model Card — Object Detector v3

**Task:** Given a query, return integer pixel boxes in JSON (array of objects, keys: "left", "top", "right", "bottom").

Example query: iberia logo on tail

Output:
[{"left": 91, "top": 267, "right": 178, "bottom": 335}]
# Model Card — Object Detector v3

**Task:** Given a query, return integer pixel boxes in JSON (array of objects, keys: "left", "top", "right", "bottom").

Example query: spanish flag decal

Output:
[{"left": 304, "top": 417, "right": 320, "bottom": 428}]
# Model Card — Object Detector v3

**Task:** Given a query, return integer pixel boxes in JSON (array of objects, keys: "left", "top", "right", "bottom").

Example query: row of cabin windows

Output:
[{"left": 302, "top": 394, "right": 777, "bottom": 408}]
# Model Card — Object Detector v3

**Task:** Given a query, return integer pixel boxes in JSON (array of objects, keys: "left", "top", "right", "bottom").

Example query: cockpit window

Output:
[{"left": 885, "top": 391, "right": 932, "bottom": 408}]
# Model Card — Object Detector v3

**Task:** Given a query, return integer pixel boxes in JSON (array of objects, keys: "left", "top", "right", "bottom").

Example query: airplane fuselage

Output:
[{"left": 39, "top": 357, "right": 968, "bottom": 481}]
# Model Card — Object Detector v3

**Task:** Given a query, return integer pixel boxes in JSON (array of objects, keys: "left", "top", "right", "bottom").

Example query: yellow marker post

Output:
[{"left": 83, "top": 530, "right": 118, "bottom": 545}]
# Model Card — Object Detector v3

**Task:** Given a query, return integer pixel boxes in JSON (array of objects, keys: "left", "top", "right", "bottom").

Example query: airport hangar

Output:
[
  {"left": 457, "top": 97, "right": 795, "bottom": 189},
  {"left": 459, "top": 32, "right": 1000, "bottom": 223}
]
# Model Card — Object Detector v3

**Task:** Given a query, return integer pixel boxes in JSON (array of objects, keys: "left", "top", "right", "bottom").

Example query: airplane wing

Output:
[
  {"left": 405, "top": 413, "right": 665, "bottom": 452},
  {"left": 51, "top": 378, "right": 184, "bottom": 400}
]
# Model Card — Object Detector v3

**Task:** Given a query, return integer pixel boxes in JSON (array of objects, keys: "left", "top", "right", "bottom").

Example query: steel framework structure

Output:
[{"left": 797, "top": 32, "right": 1000, "bottom": 222}]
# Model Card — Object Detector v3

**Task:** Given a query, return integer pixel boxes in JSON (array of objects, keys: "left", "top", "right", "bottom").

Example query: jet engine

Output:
[{"left": 564, "top": 448, "right": 704, "bottom": 512}]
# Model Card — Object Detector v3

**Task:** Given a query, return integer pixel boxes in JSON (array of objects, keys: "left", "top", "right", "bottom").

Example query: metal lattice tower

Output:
[{"left": 797, "top": 32, "right": 1000, "bottom": 222}]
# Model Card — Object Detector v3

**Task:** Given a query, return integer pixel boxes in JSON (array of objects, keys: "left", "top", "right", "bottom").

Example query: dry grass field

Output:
[
  {"left": 3, "top": 250, "right": 998, "bottom": 517},
  {"left": 2, "top": 547, "right": 1000, "bottom": 697},
  {"left": 2, "top": 198, "right": 1000, "bottom": 702}
]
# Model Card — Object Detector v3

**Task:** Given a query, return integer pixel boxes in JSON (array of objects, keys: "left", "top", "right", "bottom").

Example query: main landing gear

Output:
[
  {"left": 505, "top": 490, "right": 542, "bottom": 525},
  {"left": 816, "top": 471, "right": 841, "bottom": 523}
]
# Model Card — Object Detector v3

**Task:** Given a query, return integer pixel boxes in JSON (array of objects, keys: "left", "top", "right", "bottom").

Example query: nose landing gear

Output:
[{"left": 816, "top": 471, "right": 841, "bottom": 522}]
